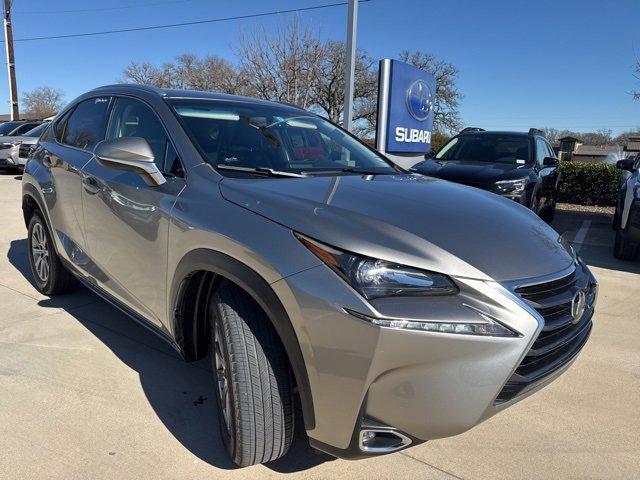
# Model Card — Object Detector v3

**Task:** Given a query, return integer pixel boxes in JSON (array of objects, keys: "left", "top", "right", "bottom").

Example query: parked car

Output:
[
  {"left": 412, "top": 128, "right": 560, "bottom": 222},
  {"left": 613, "top": 154, "right": 640, "bottom": 260},
  {"left": 22, "top": 85, "right": 597, "bottom": 466},
  {"left": 0, "top": 122, "right": 49, "bottom": 171},
  {"left": 0, "top": 120, "right": 41, "bottom": 136}
]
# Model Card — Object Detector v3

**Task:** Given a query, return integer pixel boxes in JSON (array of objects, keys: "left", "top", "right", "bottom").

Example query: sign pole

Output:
[{"left": 343, "top": 0, "right": 358, "bottom": 132}]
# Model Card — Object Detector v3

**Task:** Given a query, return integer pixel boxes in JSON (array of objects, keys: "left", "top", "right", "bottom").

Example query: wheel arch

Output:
[
  {"left": 22, "top": 183, "right": 47, "bottom": 227},
  {"left": 170, "top": 248, "right": 315, "bottom": 430}
]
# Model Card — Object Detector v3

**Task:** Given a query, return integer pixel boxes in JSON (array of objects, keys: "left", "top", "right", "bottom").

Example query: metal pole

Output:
[
  {"left": 3, "top": 0, "right": 18, "bottom": 120},
  {"left": 343, "top": 0, "right": 358, "bottom": 132}
]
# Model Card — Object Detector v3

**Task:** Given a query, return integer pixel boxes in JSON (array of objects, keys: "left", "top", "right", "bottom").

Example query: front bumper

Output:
[{"left": 272, "top": 260, "right": 595, "bottom": 458}]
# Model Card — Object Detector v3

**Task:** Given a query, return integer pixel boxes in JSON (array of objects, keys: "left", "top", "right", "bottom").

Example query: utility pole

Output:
[
  {"left": 3, "top": 0, "right": 18, "bottom": 120},
  {"left": 343, "top": 0, "right": 358, "bottom": 132}
]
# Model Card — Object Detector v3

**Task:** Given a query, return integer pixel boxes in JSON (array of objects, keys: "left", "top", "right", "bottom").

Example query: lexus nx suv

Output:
[
  {"left": 613, "top": 153, "right": 640, "bottom": 260},
  {"left": 412, "top": 128, "right": 560, "bottom": 222},
  {"left": 22, "top": 85, "right": 596, "bottom": 466}
]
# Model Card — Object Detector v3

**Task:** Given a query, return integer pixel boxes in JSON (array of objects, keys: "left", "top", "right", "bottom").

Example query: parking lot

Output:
[{"left": 0, "top": 172, "right": 638, "bottom": 480}]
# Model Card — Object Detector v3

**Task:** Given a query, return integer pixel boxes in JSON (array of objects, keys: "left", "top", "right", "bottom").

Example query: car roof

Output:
[
  {"left": 458, "top": 130, "right": 533, "bottom": 138},
  {"left": 89, "top": 84, "right": 306, "bottom": 112}
]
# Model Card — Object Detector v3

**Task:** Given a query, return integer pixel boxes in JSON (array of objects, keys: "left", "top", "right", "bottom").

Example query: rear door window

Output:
[{"left": 62, "top": 97, "right": 111, "bottom": 151}]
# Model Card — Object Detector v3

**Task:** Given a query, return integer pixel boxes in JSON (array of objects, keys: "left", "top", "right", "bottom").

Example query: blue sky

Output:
[{"left": 3, "top": 0, "right": 640, "bottom": 134}]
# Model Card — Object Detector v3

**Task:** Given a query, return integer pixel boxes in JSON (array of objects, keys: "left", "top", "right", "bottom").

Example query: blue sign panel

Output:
[{"left": 384, "top": 60, "right": 435, "bottom": 154}]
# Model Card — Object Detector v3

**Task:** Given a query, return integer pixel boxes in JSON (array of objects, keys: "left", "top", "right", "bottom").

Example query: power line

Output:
[
  {"left": 0, "top": 1, "right": 372, "bottom": 43},
  {"left": 14, "top": 0, "right": 198, "bottom": 15}
]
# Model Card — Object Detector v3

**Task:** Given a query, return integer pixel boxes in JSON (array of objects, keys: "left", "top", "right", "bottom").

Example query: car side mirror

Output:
[
  {"left": 616, "top": 158, "right": 636, "bottom": 172},
  {"left": 94, "top": 137, "right": 166, "bottom": 186},
  {"left": 542, "top": 157, "right": 559, "bottom": 167}
]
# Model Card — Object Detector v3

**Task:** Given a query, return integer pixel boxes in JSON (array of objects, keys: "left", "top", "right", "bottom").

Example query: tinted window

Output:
[
  {"left": 11, "top": 123, "right": 40, "bottom": 135},
  {"left": 23, "top": 123, "right": 48, "bottom": 137},
  {"left": 0, "top": 121, "right": 24, "bottom": 135},
  {"left": 436, "top": 134, "right": 531, "bottom": 164},
  {"left": 535, "top": 138, "right": 548, "bottom": 165},
  {"left": 164, "top": 141, "right": 183, "bottom": 177},
  {"left": 170, "top": 99, "right": 396, "bottom": 174},
  {"left": 55, "top": 109, "right": 73, "bottom": 143},
  {"left": 63, "top": 97, "right": 111, "bottom": 150},
  {"left": 107, "top": 98, "right": 169, "bottom": 170}
]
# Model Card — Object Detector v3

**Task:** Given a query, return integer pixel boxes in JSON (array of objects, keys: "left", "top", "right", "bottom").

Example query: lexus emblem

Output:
[{"left": 570, "top": 290, "right": 587, "bottom": 324}]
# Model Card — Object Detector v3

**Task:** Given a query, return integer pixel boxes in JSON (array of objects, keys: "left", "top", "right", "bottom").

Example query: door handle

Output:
[{"left": 82, "top": 176, "right": 101, "bottom": 195}]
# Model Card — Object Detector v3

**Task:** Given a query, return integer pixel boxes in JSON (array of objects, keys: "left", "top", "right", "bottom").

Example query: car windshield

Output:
[
  {"left": 169, "top": 99, "right": 397, "bottom": 175},
  {"left": 435, "top": 134, "right": 532, "bottom": 164},
  {"left": 0, "top": 121, "right": 24, "bottom": 135},
  {"left": 23, "top": 123, "right": 48, "bottom": 137}
]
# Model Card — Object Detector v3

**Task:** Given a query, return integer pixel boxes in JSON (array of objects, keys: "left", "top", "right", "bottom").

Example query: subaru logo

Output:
[
  {"left": 570, "top": 290, "right": 587, "bottom": 324},
  {"left": 405, "top": 80, "right": 434, "bottom": 121}
]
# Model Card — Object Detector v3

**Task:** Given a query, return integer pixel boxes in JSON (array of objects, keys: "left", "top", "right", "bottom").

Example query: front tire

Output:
[
  {"left": 614, "top": 227, "right": 639, "bottom": 260},
  {"left": 27, "top": 211, "right": 78, "bottom": 295},
  {"left": 210, "top": 282, "right": 294, "bottom": 467}
]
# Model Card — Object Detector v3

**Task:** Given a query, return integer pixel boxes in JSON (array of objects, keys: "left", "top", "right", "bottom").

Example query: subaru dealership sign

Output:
[{"left": 375, "top": 59, "right": 436, "bottom": 165}]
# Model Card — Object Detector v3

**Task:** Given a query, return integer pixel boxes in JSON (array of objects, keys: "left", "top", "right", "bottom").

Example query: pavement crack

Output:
[{"left": 399, "top": 451, "right": 467, "bottom": 480}]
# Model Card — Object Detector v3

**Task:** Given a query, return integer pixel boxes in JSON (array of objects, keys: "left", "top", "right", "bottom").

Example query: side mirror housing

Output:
[
  {"left": 542, "top": 156, "right": 559, "bottom": 167},
  {"left": 94, "top": 137, "right": 166, "bottom": 185},
  {"left": 616, "top": 158, "right": 636, "bottom": 172}
]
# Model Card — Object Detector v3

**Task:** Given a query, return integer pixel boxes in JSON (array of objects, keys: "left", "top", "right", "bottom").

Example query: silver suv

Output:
[{"left": 21, "top": 85, "right": 597, "bottom": 466}]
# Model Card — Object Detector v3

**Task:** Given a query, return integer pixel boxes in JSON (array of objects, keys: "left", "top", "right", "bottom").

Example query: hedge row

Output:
[{"left": 557, "top": 162, "right": 620, "bottom": 207}]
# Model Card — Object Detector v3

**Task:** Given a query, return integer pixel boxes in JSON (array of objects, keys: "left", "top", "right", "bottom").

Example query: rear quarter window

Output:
[{"left": 61, "top": 97, "right": 111, "bottom": 151}]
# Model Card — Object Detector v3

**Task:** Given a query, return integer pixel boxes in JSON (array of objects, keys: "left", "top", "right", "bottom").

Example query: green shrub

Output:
[{"left": 557, "top": 162, "right": 620, "bottom": 206}]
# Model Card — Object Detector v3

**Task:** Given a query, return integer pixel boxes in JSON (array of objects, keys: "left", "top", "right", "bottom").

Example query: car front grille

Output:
[
  {"left": 495, "top": 263, "right": 596, "bottom": 403},
  {"left": 18, "top": 144, "right": 31, "bottom": 159}
]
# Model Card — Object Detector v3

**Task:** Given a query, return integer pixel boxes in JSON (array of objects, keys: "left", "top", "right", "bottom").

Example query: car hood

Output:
[
  {"left": 219, "top": 174, "right": 573, "bottom": 282},
  {"left": 0, "top": 134, "right": 36, "bottom": 144},
  {"left": 415, "top": 160, "right": 531, "bottom": 186}
]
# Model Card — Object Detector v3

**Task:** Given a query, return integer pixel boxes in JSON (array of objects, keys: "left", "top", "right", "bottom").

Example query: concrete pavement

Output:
[{"left": 0, "top": 172, "right": 638, "bottom": 479}]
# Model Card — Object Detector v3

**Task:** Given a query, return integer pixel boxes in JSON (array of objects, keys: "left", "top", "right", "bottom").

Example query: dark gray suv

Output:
[{"left": 21, "top": 85, "right": 597, "bottom": 466}]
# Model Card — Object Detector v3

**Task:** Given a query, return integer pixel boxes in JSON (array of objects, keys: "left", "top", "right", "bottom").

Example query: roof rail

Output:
[
  {"left": 90, "top": 83, "right": 166, "bottom": 96},
  {"left": 528, "top": 128, "right": 545, "bottom": 137},
  {"left": 460, "top": 127, "right": 486, "bottom": 134}
]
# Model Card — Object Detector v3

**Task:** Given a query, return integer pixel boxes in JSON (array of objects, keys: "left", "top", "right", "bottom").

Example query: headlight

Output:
[
  {"left": 494, "top": 178, "right": 528, "bottom": 194},
  {"left": 297, "top": 234, "right": 517, "bottom": 336},
  {"left": 296, "top": 234, "right": 457, "bottom": 299}
]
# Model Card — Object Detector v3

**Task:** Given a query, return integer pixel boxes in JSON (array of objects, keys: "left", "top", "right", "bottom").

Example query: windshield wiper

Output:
[
  {"left": 216, "top": 164, "right": 307, "bottom": 178},
  {"left": 302, "top": 167, "right": 398, "bottom": 175}
]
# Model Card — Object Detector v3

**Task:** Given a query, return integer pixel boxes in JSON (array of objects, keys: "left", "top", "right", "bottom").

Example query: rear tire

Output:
[
  {"left": 541, "top": 201, "right": 556, "bottom": 223},
  {"left": 210, "top": 281, "right": 294, "bottom": 467},
  {"left": 614, "top": 228, "right": 639, "bottom": 260},
  {"left": 27, "top": 211, "right": 78, "bottom": 295}
]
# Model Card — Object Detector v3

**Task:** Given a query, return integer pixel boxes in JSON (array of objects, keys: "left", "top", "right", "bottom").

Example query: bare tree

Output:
[
  {"left": 120, "top": 54, "right": 248, "bottom": 94},
  {"left": 633, "top": 57, "right": 640, "bottom": 100},
  {"left": 119, "top": 61, "right": 173, "bottom": 87},
  {"left": 309, "top": 41, "right": 377, "bottom": 125},
  {"left": 399, "top": 50, "right": 463, "bottom": 134},
  {"left": 21, "top": 86, "right": 65, "bottom": 118},
  {"left": 171, "top": 54, "right": 249, "bottom": 94},
  {"left": 234, "top": 17, "right": 323, "bottom": 108}
]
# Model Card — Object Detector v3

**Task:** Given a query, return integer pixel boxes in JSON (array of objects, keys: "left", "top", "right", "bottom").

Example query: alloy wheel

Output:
[
  {"left": 214, "top": 322, "right": 232, "bottom": 435},
  {"left": 31, "top": 222, "right": 50, "bottom": 283}
]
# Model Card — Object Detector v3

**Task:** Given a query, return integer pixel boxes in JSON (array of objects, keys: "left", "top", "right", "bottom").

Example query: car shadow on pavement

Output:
[
  {"left": 7, "top": 238, "right": 332, "bottom": 473},
  {"left": 551, "top": 210, "right": 640, "bottom": 275}
]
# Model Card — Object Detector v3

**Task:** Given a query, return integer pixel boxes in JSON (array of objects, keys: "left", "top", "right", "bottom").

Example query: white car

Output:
[{"left": 0, "top": 122, "right": 49, "bottom": 171}]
